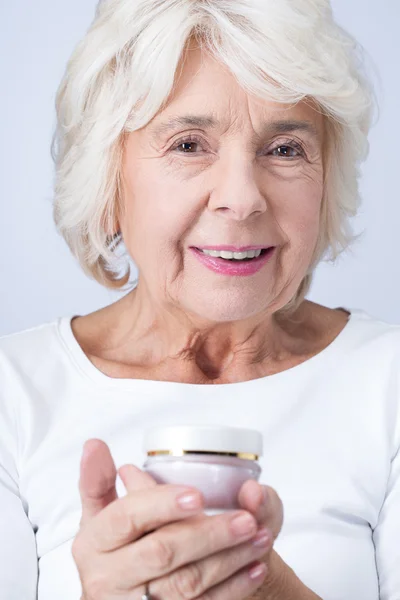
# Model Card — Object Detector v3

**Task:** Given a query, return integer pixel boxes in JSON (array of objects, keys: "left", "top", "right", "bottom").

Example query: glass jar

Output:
[{"left": 143, "top": 425, "right": 263, "bottom": 514}]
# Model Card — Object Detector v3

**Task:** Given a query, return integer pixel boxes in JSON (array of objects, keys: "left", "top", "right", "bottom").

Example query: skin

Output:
[
  {"left": 72, "top": 41, "right": 348, "bottom": 599},
  {"left": 75, "top": 440, "right": 321, "bottom": 600},
  {"left": 73, "top": 43, "right": 348, "bottom": 385}
]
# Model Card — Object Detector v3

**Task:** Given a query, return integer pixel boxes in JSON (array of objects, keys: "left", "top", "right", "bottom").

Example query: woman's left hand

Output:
[
  {"left": 238, "top": 480, "right": 322, "bottom": 599},
  {"left": 237, "top": 478, "right": 283, "bottom": 541},
  {"left": 237, "top": 479, "right": 287, "bottom": 595}
]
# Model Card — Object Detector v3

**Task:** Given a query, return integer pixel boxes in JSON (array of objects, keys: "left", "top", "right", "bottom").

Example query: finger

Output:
[
  {"left": 202, "top": 560, "right": 267, "bottom": 600},
  {"left": 237, "top": 480, "right": 266, "bottom": 523},
  {"left": 238, "top": 481, "right": 284, "bottom": 539},
  {"left": 111, "top": 509, "right": 259, "bottom": 586},
  {"left": 150, "top": 527, "right": 272, "bottom": 599},
  {"left": 86, "top": 484, "right": 205, "bottom": 552},
  {"left": 79, "top": 439, "right": 118, "bottom": 528},
  {"left": 118, "top": 464, "right": 158, "bottom": 493}
]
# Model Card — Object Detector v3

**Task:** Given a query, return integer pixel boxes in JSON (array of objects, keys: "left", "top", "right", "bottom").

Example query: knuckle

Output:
[
  {"left": 106, "top": 501, "right": 136, "bottom": 541},
  {"left": 71, "top": 534, "right": 87, "bottom": 563},
  {"left": 202, "top": 518, "right": 220, "bottom": 547},
  {"left": 170, "top": 562, "right": 204, "bottom": 600},
  {"left": 71, "top": 537, "right": 81, "bottom": 560},
  {"left": 149, "top": 536, "right": 175, "bottom": 571}
]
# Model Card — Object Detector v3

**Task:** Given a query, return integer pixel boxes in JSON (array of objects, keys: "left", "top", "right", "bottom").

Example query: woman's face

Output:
[{"left": 120, "top": 46, "right": 325, "bottom": 322}]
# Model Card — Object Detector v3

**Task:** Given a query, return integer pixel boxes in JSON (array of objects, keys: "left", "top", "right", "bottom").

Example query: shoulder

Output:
[
  {"left": 337, "top": 309, "right": 400, "bottom": 434},
  {"left": 0, "top": 318, "right": 62, "bottom": 355},
  {"left": 0, "top": 317, "right": 82, "bottom": 441},
  {"left": 327, "top": 309, "right": 400, "bottom": 383},
  {"left": 0, "top": 318, "right": 71, "bottom": 382},
  {"left": 301, "top": 306, "right": 400, "bottom": 403},
  {"left": 295, "top": 302, "right": 400, "bottom": 366},
  {"left": 345, "top": 309, "right": 400, "bottom": 354},
  {"left": 0, "top": 320, "right": 71, "bottom": 462}
]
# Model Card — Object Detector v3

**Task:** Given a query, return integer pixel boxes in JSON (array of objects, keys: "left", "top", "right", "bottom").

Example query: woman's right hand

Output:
[{"left": 72, "top": 439, "right": 272, "bottom": 600}]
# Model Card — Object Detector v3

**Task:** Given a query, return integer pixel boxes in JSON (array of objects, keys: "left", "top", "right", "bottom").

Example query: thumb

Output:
[{"left": 78, "top": 439, "right": 118, "bottom": 528}]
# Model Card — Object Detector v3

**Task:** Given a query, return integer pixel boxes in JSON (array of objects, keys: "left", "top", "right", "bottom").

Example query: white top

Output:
[{"left": 0, "top": 309, "right": 399, "bottom": 600}]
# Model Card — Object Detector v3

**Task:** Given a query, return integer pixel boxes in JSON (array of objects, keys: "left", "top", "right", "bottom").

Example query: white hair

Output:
[{"left": 52, "top": 0, "right": 378, "bottom": 305}]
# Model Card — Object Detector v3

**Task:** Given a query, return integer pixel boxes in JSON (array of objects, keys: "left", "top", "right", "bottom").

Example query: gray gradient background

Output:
[{"left": 0, "top": 0, "right": 398, "bottom": 336}]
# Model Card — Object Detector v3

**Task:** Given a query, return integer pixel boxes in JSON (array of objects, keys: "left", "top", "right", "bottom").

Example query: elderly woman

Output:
[{"left": 0, "top": 0, "right": 399, "bottom": 599}]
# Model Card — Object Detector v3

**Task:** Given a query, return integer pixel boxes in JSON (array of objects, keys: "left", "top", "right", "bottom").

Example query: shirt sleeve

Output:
[
  {"left": 372, "top": 359, "right": 400, "bottom": 600},
  {"left": 0, "top": 356, "right": 38, "bottom": 598}
]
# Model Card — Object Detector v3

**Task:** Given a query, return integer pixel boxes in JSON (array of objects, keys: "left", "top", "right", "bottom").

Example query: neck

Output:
[{"left": 106, "top": 285, "right": 314, "bottom": 383}]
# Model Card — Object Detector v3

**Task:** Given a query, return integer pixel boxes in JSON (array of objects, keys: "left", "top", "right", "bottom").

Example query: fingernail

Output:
[
  {"left": 248, "top": 561, "right": 267, "bottom": 580},
  {"left": 252, "top": 527, "right": 271, "bottom": 548},
  {"left": 231, "top": 512, "right": 256, "bottom": 537},
  {"left": 177, "top": 491, "right": 201, "bottom": 510}
]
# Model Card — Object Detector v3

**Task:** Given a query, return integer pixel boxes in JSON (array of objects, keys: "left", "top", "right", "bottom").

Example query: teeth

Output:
[{"left": 201, "top": 249, "right": 263, "bottom": 260}]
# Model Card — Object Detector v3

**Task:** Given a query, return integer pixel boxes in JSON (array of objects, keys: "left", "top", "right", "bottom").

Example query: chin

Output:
[{"left": 184, "top": 290, "right": 271, "bottom": 323}]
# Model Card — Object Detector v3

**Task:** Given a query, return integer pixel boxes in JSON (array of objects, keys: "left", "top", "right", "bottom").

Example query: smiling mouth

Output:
[{"left": 193, "top": 248, "right": 272, "bottom": 261}]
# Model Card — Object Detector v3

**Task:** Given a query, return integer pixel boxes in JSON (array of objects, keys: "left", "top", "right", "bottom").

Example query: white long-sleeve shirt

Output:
[{"left": 0, "top": 308, "right": 399, "bottom": 600}]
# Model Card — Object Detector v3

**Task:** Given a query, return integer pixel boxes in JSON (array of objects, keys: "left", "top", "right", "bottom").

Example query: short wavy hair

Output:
[{"left": 52, "top": 0, "right": 378, "bottom": 307}]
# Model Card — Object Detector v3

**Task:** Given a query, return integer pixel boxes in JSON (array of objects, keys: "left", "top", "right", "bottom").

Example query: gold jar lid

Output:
[
  {"left": 144, "top": 426, "right": 262, "bottom": 461},
  {"left": 147, "top": 449, "right": 259, "bottom": 460}
]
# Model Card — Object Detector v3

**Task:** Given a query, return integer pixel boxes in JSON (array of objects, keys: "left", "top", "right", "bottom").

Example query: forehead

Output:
[{"left": 146, "top": 46, "right": 324, "bottom": 141}]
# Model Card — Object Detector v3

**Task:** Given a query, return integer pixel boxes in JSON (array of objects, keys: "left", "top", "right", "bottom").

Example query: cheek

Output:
[
  {"left": 121, "top": 183, "right": 200, "bottom": 266},
  {"left": 273, "top": 177, "right": 323, "bottom": 246}
]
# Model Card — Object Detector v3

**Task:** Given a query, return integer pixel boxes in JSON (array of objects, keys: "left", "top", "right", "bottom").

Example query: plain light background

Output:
[{"left": 0, "top": 0, "right": 398, "bottom": 336}]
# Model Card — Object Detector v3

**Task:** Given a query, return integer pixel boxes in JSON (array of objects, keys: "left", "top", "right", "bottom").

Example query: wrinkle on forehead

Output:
[{"left": 148, "top": 45, "right": 324, "bottom": 149}]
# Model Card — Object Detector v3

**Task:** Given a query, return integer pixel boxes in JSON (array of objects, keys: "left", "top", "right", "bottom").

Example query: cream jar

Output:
[{"left": 143, "top": 425, "right": 263, "bottom": 514}]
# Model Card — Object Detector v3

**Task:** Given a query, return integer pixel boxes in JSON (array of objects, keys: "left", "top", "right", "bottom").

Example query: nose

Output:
[{"left": 208, "top": 164, "right": 267, "bottom": 222}]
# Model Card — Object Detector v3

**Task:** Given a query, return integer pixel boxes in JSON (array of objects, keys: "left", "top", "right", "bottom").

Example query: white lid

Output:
[{"left": 143, "top": 425, "right": 263, "bottom": 457}]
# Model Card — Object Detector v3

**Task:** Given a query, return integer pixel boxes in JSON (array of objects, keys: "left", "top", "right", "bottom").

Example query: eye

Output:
[
  {"left": 171, "top": 135, "right": 206, "bottom": 154},
  {"left": 269, "top": 141, "right": 305, "bottom": 160},
  {"left": 170, "top": 136, "right": 306, "bottom": 159}
]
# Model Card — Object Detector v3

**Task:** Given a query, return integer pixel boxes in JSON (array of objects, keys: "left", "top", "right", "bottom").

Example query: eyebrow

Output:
[{"left": 149, "top": 114, "right": 319, "bottom": 143}]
